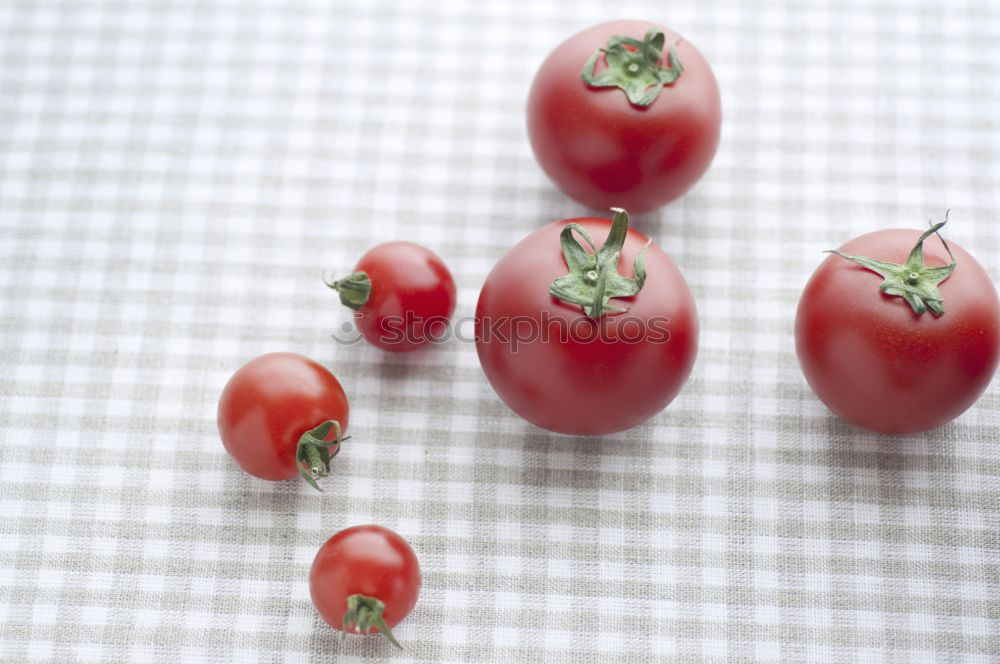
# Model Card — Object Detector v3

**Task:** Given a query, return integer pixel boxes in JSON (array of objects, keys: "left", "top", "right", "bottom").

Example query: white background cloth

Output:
[{"left": 1, "top": 0, "right": 999, "bottom": 661}]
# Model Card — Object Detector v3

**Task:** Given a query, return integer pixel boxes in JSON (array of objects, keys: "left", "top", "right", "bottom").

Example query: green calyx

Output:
[
  {"left": 826, "top": 213, "right": 957, "bottom": 316},
  {"left": 581, "top": 28, "right": 683, "bottom": 107},
  {"left": 296, "top": 420, "right": 347, "bottom": 491},
  {"left": 324, "top": 271, "right": 372, "bottom": 310},
  {"left": 549, "top": 207, "right": 649, "bottom": 318},
  {"left": 343, "top": 594, "right": 402, "bottom": 649}
]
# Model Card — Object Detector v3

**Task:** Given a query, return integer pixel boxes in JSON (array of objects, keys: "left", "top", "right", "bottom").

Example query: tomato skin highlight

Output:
[
  {"left": 475, "top": 217, "right": 698, "bottom": 436},
  {"left": 310, "top": 525, "right": 421, "bottom": 635},
  {"left": 795, "top": 229, "right": 1000, "bottom": 434},
  {"left": 527, "top": 20, "right": 721, "bottom": 213},
  {"left": 217, "top": 353, "right": 349, "bottom": 480},
  {"left": 351, "top": 242, "right": 456, "bottom": 352}
]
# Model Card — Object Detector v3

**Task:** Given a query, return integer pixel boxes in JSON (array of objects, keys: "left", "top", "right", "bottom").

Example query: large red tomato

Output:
[
  {"left": 217, "top": 352, "right": 349, "bottom": 489},
  {"left": 475, "top": 209, "right": 697, "bottom": 435},
  {"left": 795, "top": 220, "right": 1000, "bottom": 434},
  {"left": 527, "top": 20, "right": 721, "bottom": 213}
]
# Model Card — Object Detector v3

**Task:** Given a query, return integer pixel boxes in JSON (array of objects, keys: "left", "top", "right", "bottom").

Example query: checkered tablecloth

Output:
[{"left": 2, "top": 1, "right": 999, "bottom": 662}]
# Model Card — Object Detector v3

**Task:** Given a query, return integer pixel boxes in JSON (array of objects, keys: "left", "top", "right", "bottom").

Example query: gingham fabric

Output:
[{"left": 2, "top": 1, "right": 999, "bottom": 662}]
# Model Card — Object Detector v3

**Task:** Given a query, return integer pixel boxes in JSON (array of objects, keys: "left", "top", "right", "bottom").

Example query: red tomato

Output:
[
  {"left": 217, "top": 352, "right": 349, "bottom": 489},
  {"left": 310, "top": 525, "right": 421, "bottom": 649},
  {"left": 475, "top": 209, "right": 698, "bottom": 435},
  {"left": 795, "top": 223, "right": 1000, "bottom": 434},
  {"left": 326, "top": 242, "right": 456, "bottom": 352},
  {"left": 527, "top": 20, "right": 721, "bottom": 213}
]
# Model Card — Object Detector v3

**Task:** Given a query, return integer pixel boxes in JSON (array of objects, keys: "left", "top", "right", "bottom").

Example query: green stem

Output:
[
  {"left": 343, "top": 594, "right": 402, "bottom": 649},
  {"left": 581, "top": 28, "right": 683, "bottom": 107},
  {"left": 826, "top": 212, "right": 956, "bottom": 316},
  {"left": 549, "top": 208, "right": 649, "bottom": 318},
  {"left": 296, "top": 420, "right": 346, "bottom": 491},
  {"left": 324, "top": 271, "right": 372, "bottom": 310}
]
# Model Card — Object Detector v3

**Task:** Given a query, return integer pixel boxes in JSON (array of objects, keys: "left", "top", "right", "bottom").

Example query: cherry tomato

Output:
[
  {"left": 475, "top": 209, "right": 698, "bottom": 435},
  {"left": 795, "top": 220, "right": 1000, "bottom": 434},
  {"left": 217, "top": 352, "right": 349, "bottom": 489},
  {"left": 310, "top": 525, "right": 421, "bottom": 649},
  {"left": 326, "top": 242, "right": 456, "bottom": 352},
  {"left": 527, "top": 20, "right": 721, "bottom": 213}
]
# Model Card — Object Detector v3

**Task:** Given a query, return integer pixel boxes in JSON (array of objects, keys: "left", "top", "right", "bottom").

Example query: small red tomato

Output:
[
  {"left": 527, "top": 20, "right": 721, "bottom": 213},
  {"left": 326, "top": 242, "right": 456, "bottom": 352},
  {"left": 217, "top": 352, "right": 349, "bottom": 489},
  {"left": 476, "top": 208, "right": 698, "bottom": 435},
  {"left": 310, "top": 525, "right": 421, "bottom": 649},
  {"left": 795, "top": 217, "right": 1000, "bottom": 434}
]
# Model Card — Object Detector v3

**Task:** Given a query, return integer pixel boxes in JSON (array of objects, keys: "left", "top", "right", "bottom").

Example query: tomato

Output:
[
  {"left": 217, "top": 352, "right": 349, "bottom": 489},
  {"left": 310, "top": 525, "right": 421, "bottom": 649},
  {"left": 326, "top": 242, "right": 456, "bottom": 352},
  {"left": 527, "top": 20, "right": 721, "bottom": 213},
  {"left": 475, "top": 208, "right": 697, "bottom": 435},
  {"left": 795, "top": 219, "right": 1000, "bottom": 434}
]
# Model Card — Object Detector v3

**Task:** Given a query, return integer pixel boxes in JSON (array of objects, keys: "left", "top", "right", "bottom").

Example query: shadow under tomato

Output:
[
  {"left": 374, "top": 348, "right": 439, "bottom": 381},
  {"left": 217, "top": 452, "right": 303, "bottom": 508},
  {"left": 518, "top": 424, "right": 640, "bottom": 449},
  {"left": 508, "top": 421, "right": 652, "bottom": 493},
  {"left": 820, "top": 410, "right": 960, "bottom": 507},
  {"left": 307, "top": 611, "right": 399, "bottom": 659},
  {"left": 538, "top": 186, "right": 584, "bottom": 219}
]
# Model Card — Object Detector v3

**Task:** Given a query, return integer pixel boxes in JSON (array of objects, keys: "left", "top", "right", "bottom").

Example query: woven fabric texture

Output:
[{"left": 1, "top": 1, "right": 999, "bottom": 662}]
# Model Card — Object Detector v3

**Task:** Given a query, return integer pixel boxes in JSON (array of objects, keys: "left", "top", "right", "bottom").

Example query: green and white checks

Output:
[{"left": 1, "top": 0, "right": 999, "bottom": 661}]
